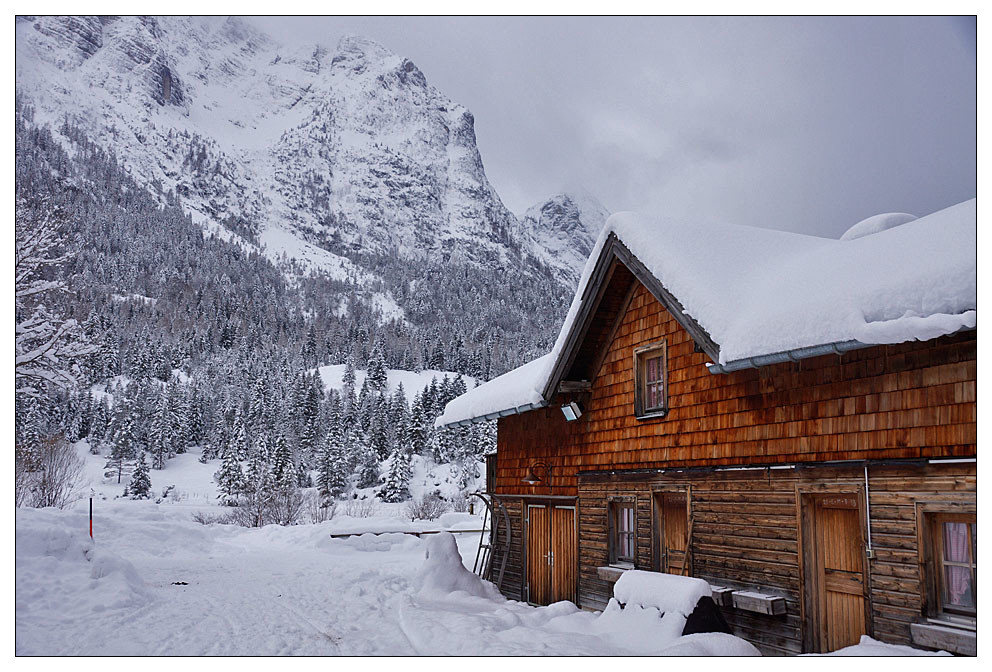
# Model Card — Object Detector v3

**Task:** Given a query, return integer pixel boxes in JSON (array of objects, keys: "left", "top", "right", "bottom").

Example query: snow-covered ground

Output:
[
  {"left": 15, "top": 444, "right": 947, "bottom": 656},
  {"left": 15, "top": 496, "right": 756, "bottom": 656}
]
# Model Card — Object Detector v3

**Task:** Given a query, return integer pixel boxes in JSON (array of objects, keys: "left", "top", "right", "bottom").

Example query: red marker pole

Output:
[{"left": 89, "top": 497, "right": 93, "bottom": 540}]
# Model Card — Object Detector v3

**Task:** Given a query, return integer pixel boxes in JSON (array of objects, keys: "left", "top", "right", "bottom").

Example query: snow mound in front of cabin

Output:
[
  {"left": 15, "top": 507, "right": 149, "bottom": 619},
  {"left": 613, "top": 569, "right": 711, "bottom": 615},
  {"left": 414, "top": 531, "right": 502, "bottom": 599},
  {"left": 806, "top": 635, "right": 951, "bottom": 656},
  {"left": 658, "top": 632, "right": 762, "bottom": 656},
  {"left": 840, "top": 212, "right": 917, "bottom": 241}
]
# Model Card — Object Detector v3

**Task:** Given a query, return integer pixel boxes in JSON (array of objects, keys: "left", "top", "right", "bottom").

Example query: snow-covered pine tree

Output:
[
  {"left": 214, "top": 441, "right": 245, "bottom": 503},
  {"left": 317, "top": 433, "right": 349, "bottom": 498},
  {"left": 271, "top": 432, "right": 291, "bottom": 482},
  {"left": 128, "top": 452, "right": 152, "bottom": 499},
  {"left": 341, "top": 359, "right": 357, "bottom": 428},
  {"left": 366, "top": 340, "right": 388, "bottom": 393},
  {"left": 355, "top": 431, "right": 380, "bottom": 489},
  {"left": 90, "top": 397, "right": 110, "bottom": 442},
  {"left": 17, "top": 399, "right": 43, "bottom": 471},
  {"left": 369, "top": 394, "right": 391, "bottom": 459},
  {"left": 298, "top": 419, "right": 319, "bottom": 473},
  {"left": 408, "top": 392, "right": 431, "bottom": 456},
  {"left": 107, "top": 413, "right": 137, "bottom": 483},
  {"left": 301, "top": 325, "right": 318, "bottom": 368},
  {"left": 295, "top": 459, "right": 312, "bottom": 488},
  {"left": 149, "top": 390, "right": 171, "bottom": 469},
  {"left": 230, "top": 408, "right": 249, "bottom": 461},
  {"left": 381, "top": 448, "right": 412, "bottom": 503},
  {"left": 431, "top": 424, "right": 456, "bottom": 464},
  {"left": 390, "top": 383, "right": 410, "bottom": 449}
]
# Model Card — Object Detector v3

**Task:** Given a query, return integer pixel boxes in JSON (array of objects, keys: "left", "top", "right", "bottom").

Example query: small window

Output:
[
  {"left": 610, "top": 500, "right": 636, "bottom": 566},
  {"left": 634, "top": 341, "right": 667, "bottom": 418},
  {"left": 485, "top": 453, "right": 497, "bottom": 493},
  {"left": 933, "top": 513, "right": 976, "bottom": 617}
]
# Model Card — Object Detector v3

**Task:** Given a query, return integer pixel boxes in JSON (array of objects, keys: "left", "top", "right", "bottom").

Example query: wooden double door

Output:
[
  {"left": 802, "top": 493, "right": 871, "bottom": 653},
  {"left": 526, "top": 503, "right": 577, "bottom": 605}
]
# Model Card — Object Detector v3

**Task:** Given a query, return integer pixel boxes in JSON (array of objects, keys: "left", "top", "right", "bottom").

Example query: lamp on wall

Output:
[
  {"left": 521, "top": 460, "right": 553, "bottom": 490},
  {"left": 561, "top": 401, "right": 583, "bottom": 421}
]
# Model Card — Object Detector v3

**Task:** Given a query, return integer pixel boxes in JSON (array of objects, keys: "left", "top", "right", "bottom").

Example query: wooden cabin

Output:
[{"left": 437, "top": 200, "right": 977, "bottom": 655}]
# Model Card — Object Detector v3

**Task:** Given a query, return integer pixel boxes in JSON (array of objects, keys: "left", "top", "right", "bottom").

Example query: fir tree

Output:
[
  {"left": 215, "top": 442, "right": 245, "bottom": 503},
  {"left": 107, "top": 413, "right": 137, "bottom": 483},
  {"left": 229, "top": 408, "right": 249, "bottom": 461},
  {"left": 128, "top": 452, "right": 152, "bottom": 499},
  {"left": 408, "top": 392, "right": 430, "bottom": 456},
  {"left": 367, "top": 341, "right": 388, "bottom": 393},
  {"left": 381, "top": 448, "right": 412, "bottom": 503},
  {"left": 271, "top": 432, "right": 292, "bottom": 482},
  {"left": 149, "top": 390, "right": 171, "bottom": 469},
  {"left": 369, "top": 395, "right": 391, "bottom": 459},
  {"left": 317, "top": 433, "right": 349, "bottom": 498},
  {"left": 355, "top": 431, "right": 380, "bottom": 489}
]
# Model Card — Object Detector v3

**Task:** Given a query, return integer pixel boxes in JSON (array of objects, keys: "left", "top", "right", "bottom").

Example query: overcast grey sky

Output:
[{"left": 250, "top": 16, "right": 976, "bottom": 239}]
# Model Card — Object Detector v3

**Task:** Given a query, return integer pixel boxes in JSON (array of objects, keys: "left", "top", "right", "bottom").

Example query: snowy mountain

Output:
[
  {"left": 15, "top": 15, "right": 603, "bottom": 287},
  {"left": 519, "top": 191, "right": 610, "bottom": 279},
  {"left": 14, "top": 16, "right": 608, "bottom": 506}
]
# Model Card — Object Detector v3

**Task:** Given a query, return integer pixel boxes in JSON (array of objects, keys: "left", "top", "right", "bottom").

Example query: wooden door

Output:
[
  {"left": 527, "top": 504, "right": 551, "bottom": 605},
  {"left": 551, "top": 506, "right": 577, "bottom": 603},
  {"left": 656, "top": 492, "right": 689, "bottom": 574},
  {"left": 805, "top": 494, "right": 869, "bottom": 652}
]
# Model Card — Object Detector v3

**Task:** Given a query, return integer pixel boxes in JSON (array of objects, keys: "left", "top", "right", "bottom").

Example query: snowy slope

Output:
[
  {"left": 15, "top": 16, "right": 603, "bottom": 290},
  {"left": 316, "top": 365, "right": 476, "bottom": 399}
]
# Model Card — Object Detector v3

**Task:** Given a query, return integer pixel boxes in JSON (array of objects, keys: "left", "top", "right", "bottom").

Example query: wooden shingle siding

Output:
[{"left": 495, "top": 282, "right": 975, "bottom": 499}]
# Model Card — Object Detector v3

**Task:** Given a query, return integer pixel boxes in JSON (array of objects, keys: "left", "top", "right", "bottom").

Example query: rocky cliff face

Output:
[
  {"left": 16, "top": 16, "right": 606, "bottom": 289},
  {"left": 520, "top": 191, "right": 610, "bottom": 277}
]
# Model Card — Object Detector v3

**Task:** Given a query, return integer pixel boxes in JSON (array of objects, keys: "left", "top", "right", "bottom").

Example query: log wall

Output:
[{"left": 573, "top": 462, "right": 976, "bottom": 655}]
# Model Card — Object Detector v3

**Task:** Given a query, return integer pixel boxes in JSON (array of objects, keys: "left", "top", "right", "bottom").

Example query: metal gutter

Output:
[
  {"left": 705, "top": 339, "right": 867, "bottom": 374},
  {"left": 443, "top": 399, "right": 549, "bottom": 428},
  {"left": 706, "top": 323, "right": 976, "bottom": 375}
]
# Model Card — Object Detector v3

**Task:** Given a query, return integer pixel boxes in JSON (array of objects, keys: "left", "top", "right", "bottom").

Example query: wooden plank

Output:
[
  {"left": 732, "top": 591, "right": 788, "bottom": 616},
  {"left": 910, "top": 623, "right": 976, "bottom": 656}
]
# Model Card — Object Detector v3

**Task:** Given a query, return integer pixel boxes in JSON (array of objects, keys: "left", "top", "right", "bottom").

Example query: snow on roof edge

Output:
[{"left": 434, "top": 354, "right": 554, "bottom": 428}]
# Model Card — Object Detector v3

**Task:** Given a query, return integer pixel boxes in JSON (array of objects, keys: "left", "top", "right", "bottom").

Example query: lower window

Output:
[
  {"left": 609, "top": 499, "right": 636, "bottom": 566},
  {"left": 932, "top": 513, "right": 977, "bottom": 618}
]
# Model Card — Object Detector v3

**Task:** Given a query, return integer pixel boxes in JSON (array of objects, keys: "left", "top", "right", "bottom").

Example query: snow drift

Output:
[{"left": 414, "top": 531, "right": 502, "bottom": 600}]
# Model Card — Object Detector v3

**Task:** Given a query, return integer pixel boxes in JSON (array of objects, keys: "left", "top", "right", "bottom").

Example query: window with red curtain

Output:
[{"left": 634, "top": 341, "right": 667, "bottom": 418}]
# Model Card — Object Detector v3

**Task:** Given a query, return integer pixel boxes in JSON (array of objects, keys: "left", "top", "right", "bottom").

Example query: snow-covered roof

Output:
[{"left": 436, "top": 199, "right": 976, "bottom": 428}]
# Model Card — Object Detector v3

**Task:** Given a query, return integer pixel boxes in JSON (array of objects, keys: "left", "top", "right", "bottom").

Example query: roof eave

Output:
[
  {"left": 706, "top": 323, "right": 977, "bottom": 375},
  {"left": 435, "top": 399, "right": 549, "bottom": 429}
]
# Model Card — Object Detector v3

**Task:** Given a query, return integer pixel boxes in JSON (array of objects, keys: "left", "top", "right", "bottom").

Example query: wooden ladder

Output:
[{"left": 469, "top": 492, "right": 511, "bottom": 590}]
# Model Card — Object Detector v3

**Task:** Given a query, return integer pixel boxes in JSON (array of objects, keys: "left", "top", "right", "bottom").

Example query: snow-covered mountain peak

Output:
[
  {"left": 332, "top": 34, "right": 400, "bottom": 71},
  {"left": 520, "top": 190, "right": 610, "bottom": 278},
  {"left": 16, "top": 16, "right": 602, "bottom": 300}
]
